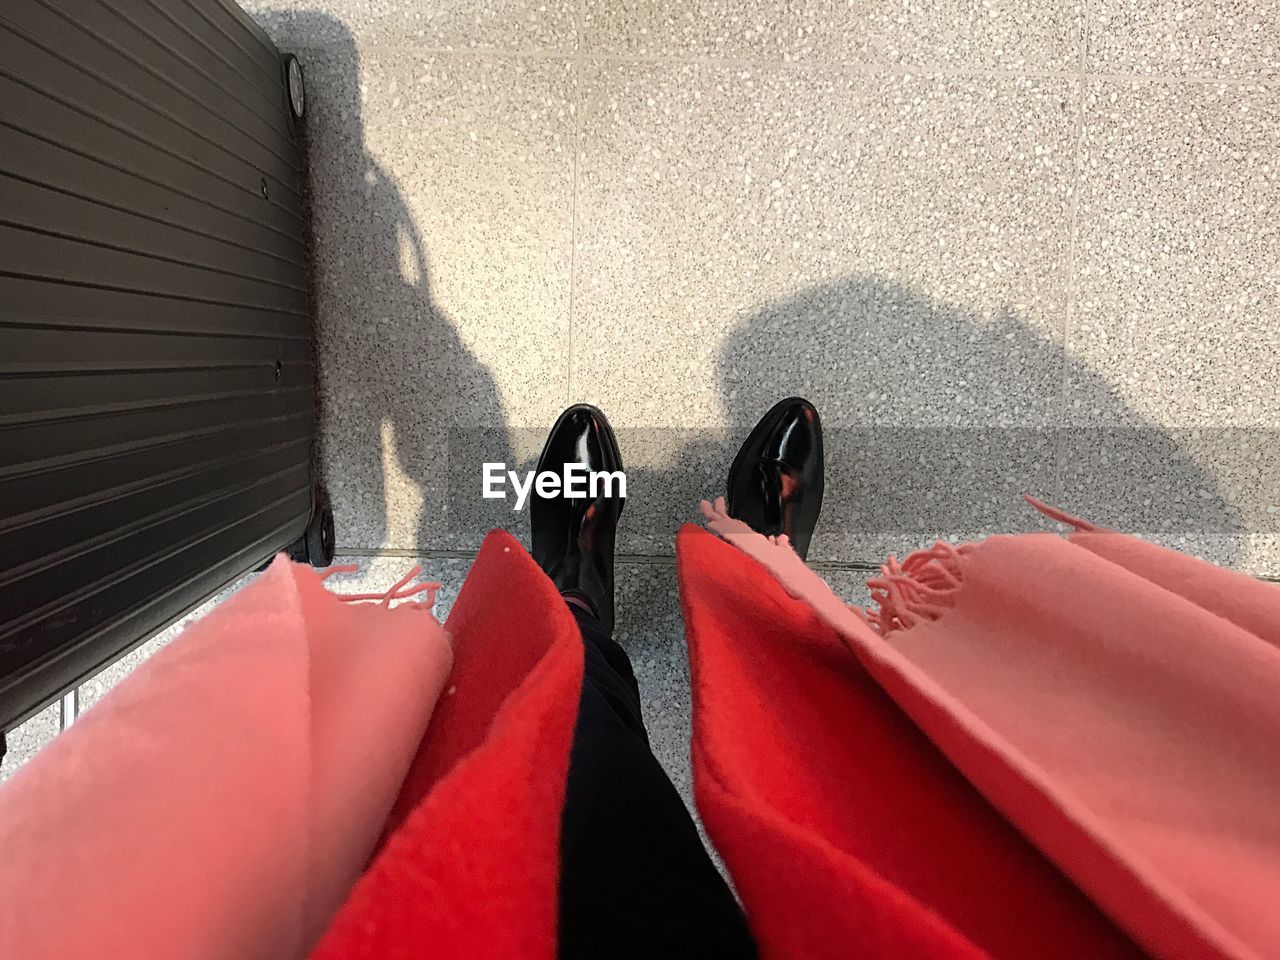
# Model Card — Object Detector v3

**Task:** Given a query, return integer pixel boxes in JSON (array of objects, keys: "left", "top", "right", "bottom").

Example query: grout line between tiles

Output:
[
  {"left": 566, "top": 0, "right": 584, "bottom": 405},
  {"left": 1082, "top": 71, "right": 1276, "bottom": 85},
  {"left": 1053, "top": 10, "right": 1091, "bottom": 508}
]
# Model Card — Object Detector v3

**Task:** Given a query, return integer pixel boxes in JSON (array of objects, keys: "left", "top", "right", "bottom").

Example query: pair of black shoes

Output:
[{"left": 531, "top": 398, "right": 824, "bottom": 631}]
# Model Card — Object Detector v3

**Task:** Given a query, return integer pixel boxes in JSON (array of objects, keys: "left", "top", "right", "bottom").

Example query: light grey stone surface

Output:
[
  {"left": 246, "top": 0, "right": 576, "bottom": 52},
  {"left": 822, "top": 567, "right": 876, "bottom": 608},
  {"left": 613, "top": 561, "right": 695, "bottom": 810},
  {"left": 582, "top": 0, "right": 1081, "bottom": 71},
  {"left": 0, "top": 702, "right": 60, "bottom": 786},
  {"left": 575, "top": 67, "right": 1078, "bottom": 430},
  {"left": 575, "top": 64, "right": 1080, "bottom": 560},
  {"left": 1062, "top": 79, "right": 1280, "bottom": 572},
  {"left": 1070, "top": 81, "right": 1280, "bottom": 428},
  {"left": 292, "top": 45, "right": 574, "bottom": 554},
  {"left": 1088, "top": 0, "right": 1280, "bottom": 78},
  {"left": 239, "top": 3, "right": 1280, "bottom": 575}
]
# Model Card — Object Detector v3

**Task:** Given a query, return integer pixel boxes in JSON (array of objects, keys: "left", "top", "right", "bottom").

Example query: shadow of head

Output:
[{"left": 624, "top": 274, "right": 1247, "bottom": 566}]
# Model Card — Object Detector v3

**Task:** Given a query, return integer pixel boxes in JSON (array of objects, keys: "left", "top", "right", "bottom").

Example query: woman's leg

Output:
[
  {"left": 558, "top": 602, "right": 755, "bottom": 959},
  {"left": 529, "top": 404, "right": 754, "bottom": 959}
]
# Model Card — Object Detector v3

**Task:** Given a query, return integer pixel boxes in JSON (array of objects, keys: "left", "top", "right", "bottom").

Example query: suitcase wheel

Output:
[
  {"left": 284, "top": 54, "right": 305, "bottom": 121},
  {"left": 288, "top": 491, "right": 336, "bottom": 568}
]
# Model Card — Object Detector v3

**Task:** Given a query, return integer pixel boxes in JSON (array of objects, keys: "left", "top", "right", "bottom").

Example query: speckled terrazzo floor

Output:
[{"left": 6, "top": 1, "right": 1279, "bottom": 816}]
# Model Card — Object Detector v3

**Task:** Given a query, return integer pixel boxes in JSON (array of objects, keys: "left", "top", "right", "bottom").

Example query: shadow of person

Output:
[
  {"left": 612, "top": 273, "right": 1256, "bottom": 825},
  {"left": 619, "top": 274, "right": 1244, "bottom": 570},
  {"left": 268, "top": 13, "right": 515, "bottom": 555}
]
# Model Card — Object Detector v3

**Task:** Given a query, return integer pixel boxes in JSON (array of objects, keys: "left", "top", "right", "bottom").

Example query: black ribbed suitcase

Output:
[{"left": 0, "top": 0, "right": 332, "bottom": 738}]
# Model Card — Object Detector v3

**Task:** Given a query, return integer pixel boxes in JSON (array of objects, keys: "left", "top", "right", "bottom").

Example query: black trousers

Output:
[{"left": 558, "top": 604, "right": 758, "bottom": 959}]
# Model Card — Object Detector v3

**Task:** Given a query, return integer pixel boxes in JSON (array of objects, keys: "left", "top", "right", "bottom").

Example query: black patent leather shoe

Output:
[
  {"left": 726, "top": 397, "right": 824, "bottom": 560},
  {"left": 530, "top": 404, "right": 625, "bottom": 631}
]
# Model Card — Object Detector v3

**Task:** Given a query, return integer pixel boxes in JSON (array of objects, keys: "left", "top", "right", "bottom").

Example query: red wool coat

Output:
[{"left": 309, "top": 526, "right": 1147, "bottom": 960}]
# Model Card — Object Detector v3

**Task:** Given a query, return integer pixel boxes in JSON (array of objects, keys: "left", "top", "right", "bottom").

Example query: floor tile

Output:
[
  {"left": 818, "top": 426, "right": 1060, "bottom": 561},
  {"left": 575, "top": 63, "right": 1079, "bottom": 558},
  {"left": 1070, "top": 81, "right": 1280, "bottom": 425},
  {"left": 582, "top": 0, "right": 1081, "bottom": 71},
  {"left": 244, "top": 1, "right": 576, "bottom": 53},
  {"left": 1070, "top": 80, "right": 1280, "bottom": 428},
  {"left": 0, "top": 702, "right": 60, "bottom": 786},
  {"left": 295, "top": 49, "right": 574, "bottom": 551},
  {"left": 1228, "top": 535, "right": 1280, "bottom": 579},
  {"left": 614, "top": 562, "right": 695, "bottom": 805},
  {"left": 1057, "top": 428, "right": 1280, "bottom": 549},
  {"left": 575, "top": 65, "right": 1078, "bottom": 429},
  {"left": 1062, "top": 80, "right": 1280, "bottom": 562},
  {"left": 816, "top": 566, "right": 875, "bottom": 608},
  {"left": 251, "top": 0, "right": 1280, "bottom": 586},
  {"left": 1088, "top": 0, "right": 1280, "bottom": 78}
]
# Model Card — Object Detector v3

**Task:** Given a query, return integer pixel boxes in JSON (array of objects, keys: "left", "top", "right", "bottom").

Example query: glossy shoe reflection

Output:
[
  {"left": 726, "top": 397, "right": 824, "bottom": 560},
  {"left": 530, "top": 404, "right": 625, "bottom": 631}
]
